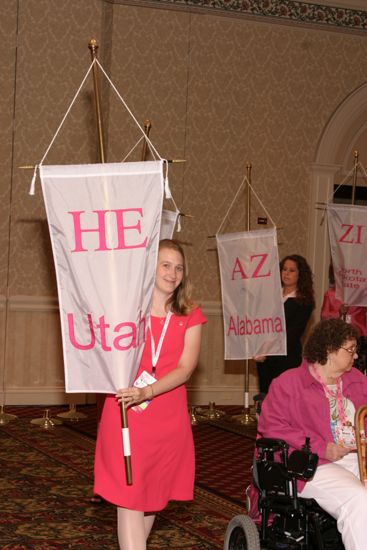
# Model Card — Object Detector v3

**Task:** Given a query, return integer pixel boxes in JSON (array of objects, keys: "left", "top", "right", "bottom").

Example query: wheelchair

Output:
[{"left": 224, "top": 437, "right": 344, "bottom": 549}]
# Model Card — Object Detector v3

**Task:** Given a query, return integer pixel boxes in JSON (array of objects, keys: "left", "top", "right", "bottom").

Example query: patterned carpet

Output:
[{"left": 0, "top": 405, "right": 255, "bottom": 548}]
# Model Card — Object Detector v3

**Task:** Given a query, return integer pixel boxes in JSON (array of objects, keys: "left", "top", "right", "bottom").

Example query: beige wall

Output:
[{"left": 1, "top": 0, "right": 367, "bottom": 404}]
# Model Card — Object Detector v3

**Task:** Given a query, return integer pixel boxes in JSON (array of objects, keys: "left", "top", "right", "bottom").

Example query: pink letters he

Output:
[{"left": 68, "top": 209, "right": 148, "bottom": 252}]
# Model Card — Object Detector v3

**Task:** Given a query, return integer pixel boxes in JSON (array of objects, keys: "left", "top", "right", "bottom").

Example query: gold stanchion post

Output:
[
  {"left": 88, "top": 38, "right": 106, "bottom": 163},
  {"left": 352, "top": 150, "right": 359, "bottom": 206},
  {"left": 339, "top": 150, "right": 358, "bottom": 323},
  {"left": 231, "top": 163, "right": 256, "bottom": 425},
  {"left": 88, "top": 38, "right": 132, "bottom": 483},
  {"left": 141, "top": 119, "right": 152, "bottom": 161}
]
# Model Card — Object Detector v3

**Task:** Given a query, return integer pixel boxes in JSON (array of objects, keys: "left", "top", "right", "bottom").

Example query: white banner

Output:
[
  {"left": 160, "top": 209, "right": 179, "bottom": 239},
  {"left": 217, "top": 228, "right": 286, "bottom": 360},
  {"left": 40, "top": 161, "right": 164, "bottom": 393},
  {"left": 327, "top": 203, "right": 367, "bottom": 307}
]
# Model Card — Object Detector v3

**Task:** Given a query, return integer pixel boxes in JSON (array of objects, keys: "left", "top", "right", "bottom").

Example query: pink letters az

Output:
[{"left": 231, "top": 254, "right": 271, "bottom": 280}]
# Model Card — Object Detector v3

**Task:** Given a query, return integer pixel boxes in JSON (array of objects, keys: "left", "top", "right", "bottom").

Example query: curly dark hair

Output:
[
  {"left": 303, "top": 319, "right": 359, "bottom": 365},
  {"left": 280, "top": 254, "right": 315, "bottom": 307}
]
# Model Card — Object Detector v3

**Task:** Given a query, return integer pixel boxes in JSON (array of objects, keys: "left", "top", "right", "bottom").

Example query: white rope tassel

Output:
[
  {"left": 163, "top": 161, "right": 172, "bottom": 199},
  {"left": 29, "top": 165, "right": 38, "bottom": 196},
  {"left": 164, "top": 176, "right": 172, "bottom": 199}
]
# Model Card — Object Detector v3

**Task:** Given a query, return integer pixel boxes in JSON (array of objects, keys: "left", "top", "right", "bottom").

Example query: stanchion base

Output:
[
  {"left": 195, "top": 401, "right": 226, "bottom": 421},
  {"left": 230, "top": 408, "right": 257, "bottom": 425},
  {"left": 0, "top": 406, "right": 17, "bottom": 425},
  {"left": 30, "top": 409, "right": 62, "bottom": 429},
  {"left": 57, "top": 404, "right": 87, "bottom": 421},
  {"left": 0, "top": 413, "right": 17, "bottom": 425},
  {"left": 189, "top": 406, "right": 201, "bottom": 425}
]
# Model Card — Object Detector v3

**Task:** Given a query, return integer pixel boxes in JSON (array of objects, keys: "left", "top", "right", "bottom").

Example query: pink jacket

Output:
[{"left": 258, "top": 359, "right": 367, "bottom": 488}]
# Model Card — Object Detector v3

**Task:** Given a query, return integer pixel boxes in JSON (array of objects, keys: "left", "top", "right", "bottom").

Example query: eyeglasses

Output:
[{"left": 340, "top": 345, "right": 358, "bottom": 355}]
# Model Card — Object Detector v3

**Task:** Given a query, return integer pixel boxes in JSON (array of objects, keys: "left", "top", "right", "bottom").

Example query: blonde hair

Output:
[{"left": 158, "top": 239, "right": 195, "bottom": 315}]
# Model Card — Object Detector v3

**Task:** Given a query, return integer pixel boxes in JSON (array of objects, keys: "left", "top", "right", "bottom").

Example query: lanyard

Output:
[
  {"left": 149, "top": 310, "right": 173, "bottom": 376},
  {"left": 311, "top": 365, "right": 346, "bottom": 425}
]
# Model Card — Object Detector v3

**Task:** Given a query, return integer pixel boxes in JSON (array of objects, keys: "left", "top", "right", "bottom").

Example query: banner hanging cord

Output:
[
  {"left": 358, "top": 161, "right": 367, "bottom": 180},
  {"left": 120, "top": 136, "right": 145, "bottom": 162},
  {"left": 120, "top": 136, "right": 157, "bottom": 163},
  {"left": 216, "top": 177, "right": 245, "bottom": 235},
  {"left": 29, "top": 59, "right": 97, "bottom": 195},
  {"left": 29, "top": 57, "right": 164, "bottom": 195},
  {"left": 216, "top": 175, "right": 276, "bottom": 235},
  {"left": 321, "top": 163, "right": 358, "bottom": 225},
  {"left": 146, "top": 141, "right": 158, "bottom": 161},
  {"left": 95, "top": 59, "right": 161, "bottom": 161},
  {"left": 326, "top": 164, "right": 355, "bottom": 204},
  {"left": 248, "top": 181, "right": 276, "bottom": 227}
]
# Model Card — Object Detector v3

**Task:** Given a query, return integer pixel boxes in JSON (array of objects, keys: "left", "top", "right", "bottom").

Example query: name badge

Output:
[
  {"left": 335, "top": 423, "right": 356, "bottom": 449},
  {"left": 131, "top": 370, "right": 156, "bottom": 414}
]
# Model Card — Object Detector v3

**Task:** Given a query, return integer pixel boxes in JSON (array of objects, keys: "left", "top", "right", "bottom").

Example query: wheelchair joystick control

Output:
[{"left": 288, "top": 437, "right": 318, "bottom": 480}]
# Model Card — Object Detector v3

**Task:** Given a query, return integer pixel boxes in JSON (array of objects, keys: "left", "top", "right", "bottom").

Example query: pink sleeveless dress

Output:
[{"left": 93, "top": 307, "right": 206, "bottom": 511}]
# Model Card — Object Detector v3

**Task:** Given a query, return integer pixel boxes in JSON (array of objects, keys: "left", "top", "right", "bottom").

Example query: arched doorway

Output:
[{"left": 308, "top": 81, "right": 367, "bottom": 317}]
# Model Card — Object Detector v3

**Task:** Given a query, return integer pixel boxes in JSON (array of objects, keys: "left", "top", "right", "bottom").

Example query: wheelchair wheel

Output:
[{"left": 224, "top": 514, "right": 261, "bottom": 550}]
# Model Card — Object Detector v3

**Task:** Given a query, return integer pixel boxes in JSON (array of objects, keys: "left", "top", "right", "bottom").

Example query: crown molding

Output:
[{"left": 105, "top": 0, "right": 367, "bottom": 33}]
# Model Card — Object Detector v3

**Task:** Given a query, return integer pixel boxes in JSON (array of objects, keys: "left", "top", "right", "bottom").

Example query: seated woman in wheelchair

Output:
[{"left": 258, "top": 318, "right": 367, "bottom": 550}]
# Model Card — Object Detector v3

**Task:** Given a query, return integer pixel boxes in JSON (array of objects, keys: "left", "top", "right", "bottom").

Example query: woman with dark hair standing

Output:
[
  {"left": 94, "top": 239, "right": 206, "bottom": 549},
  {"left": 256, "top": 254, "right": 315, "bottom": 394}
]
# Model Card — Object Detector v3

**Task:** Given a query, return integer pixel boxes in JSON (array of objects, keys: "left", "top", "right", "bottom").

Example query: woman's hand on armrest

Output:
[{"left": 325, "top": 442, "right": 350, "bottom": 461}]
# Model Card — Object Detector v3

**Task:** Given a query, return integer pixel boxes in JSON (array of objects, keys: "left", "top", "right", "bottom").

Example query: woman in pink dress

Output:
[
  {"left": 94, "top": 239, "right": 206, "bottom": 550},
  {"left": 321, "top": 263, "right": 367, "bottom": 337},
  {"left": 321, "top": 262, "right": 367, "bottom": 374}
]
